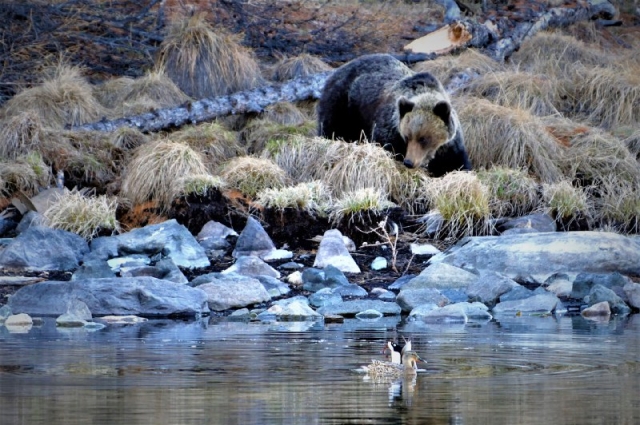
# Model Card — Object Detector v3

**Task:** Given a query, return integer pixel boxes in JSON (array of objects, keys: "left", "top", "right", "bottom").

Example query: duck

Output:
[
  {"left": 356, "top": 350, "right": 426, "bottom": 378},
  {"left": 384, "top": 337, "right": 412, "bottom": 364}
]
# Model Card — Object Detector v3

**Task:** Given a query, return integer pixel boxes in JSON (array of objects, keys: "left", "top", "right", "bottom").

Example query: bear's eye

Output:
[{"left": 419, "top": 136, "right": 429, "bottom": 145}]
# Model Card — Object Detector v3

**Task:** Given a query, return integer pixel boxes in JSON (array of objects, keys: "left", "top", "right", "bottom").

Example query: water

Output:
[{"left": 1, "top": 314, "right": 640, "bottom": 425}]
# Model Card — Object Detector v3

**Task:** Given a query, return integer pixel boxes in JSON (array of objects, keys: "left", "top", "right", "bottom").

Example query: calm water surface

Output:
[{"left": 1, "top": 314, "right": 640, "bottom": 425}]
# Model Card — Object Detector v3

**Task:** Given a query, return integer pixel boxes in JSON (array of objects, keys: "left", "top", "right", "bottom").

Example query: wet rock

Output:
[
  {"left": 460, "top": 301, "right": 492, "bottom": 321},
  {"left": 107, "top": 254, "right": 151, "bottom": 272},
  {"left": 0, "top": 305, "right": 13, "bottom": 323},
  {"left": 5, "top": 313, "right": 33, "bottom": 326},
  {"left": 287, "top": 271, "right": 303, "bottom": 286},
  {"left": 154, "top": 259, "right": 188, "bottom": 284},
  {"left": 255, "top": 275, "right": 291, "bottom": 297},
  {"left": 466, "top": 271, "right": 519, "bottom": 308},
  {"left": 257, "top": 297, "right": 321, "bottom": 321},
  {"left": 279, "top": 261, "right": 304, "bottom": 270},
  {"left": 496, "top": 213, "right": 556, "bottom": 234},
  {"left": 0, "top": 226, "right": 89, "bottom": 271},
  {"left": 492, "top": 293, "right": 560, "bottom": 315},
  {"left": 309, "top": 288, "right": 343, "bottom": 308},
  {"left": 196, "top": 220, "right": 238, "bottom": 251},
  {"left": 581, "top": 301, "right": 611, "bottom": 318},
  {"left": 586, "top": 284, "right": 631, "bottom": 315},
  {"left": 72, "top": 259, "right": 116, "bottom": 280},
  {"left": 262, "top": 249, "right": 294, "bottom": 261},
  {"left": 396, "top": 287, "right": 449, "bottom": 312},
  {"left": 355, "top": 309, "right": 383, "bottom": 320},
  {"left": 544, "top": 273, "right": 573, "bottom": 298},
  {"left": 388, "top": 274, "right": 416, "bottom": 290},
  {"left": 440, "top": 288, "right": 469, "bottom": 303},
  {"left": 313, "top": 229, "right": 360, "bottom": 273},
  {"left": 430, "top": 232, "right": 640, "bottom": 283},
  {"left": 96, "top": 315, "right": 148, "bottom": 325},
  {"left": 302, "top": 265, "right": 349, "bottom": 292},
  {"left": 198, "top": 275, "right": 271, "bottom": 311},
  {"left": 372, "top": 288, "right": 396, "bottom": 301},
  {"left": 317, "top": 300, "right": 401, "bottom": 317},
  {"left": 331, "top": 284, "right": 367, "bottom": 298},
  {"left": 410, "top": 243, "right": 440, "bottom": 256},
  {"left": 8, "top": 277, "right": 209, "bottom": 318},
  {"left": 371, "top": 257, "right": 387, "bottom": 271},
  {"left": 570, "top": 272, "right": 630, "bottom": 300},
  {"left": 222, "top": 255, "right": 281, "bottom": 279},
  {"left": 228, "top": 308, "right": 252, "bottom": 322},
  {"left": 623, "top": 281, "right": 640, "bottom": 310},
  {"left": 232, "top": 216, "right": 277, "bottom": 259},
  {"left": 404, "top": 263, "right": 477, "bottom": 290},
  {"left": 408, "top": 303, "right": 439, "bottom": 319},
  {"left": 418, "top": 303, "right": 468, "bottom": 323},
  {"left": 55, "top": 299, "right": 93, "bottom": 328},
  {"left": 499, "top": 286, "right": 533, "bottom": 302},
  {"left": 15, "top": 211, "right": 46, "bottom": 233}
]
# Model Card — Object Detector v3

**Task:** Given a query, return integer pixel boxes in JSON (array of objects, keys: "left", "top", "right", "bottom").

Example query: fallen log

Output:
[{"left": 73, "top": 0, "right": 616, "bottom": 134}]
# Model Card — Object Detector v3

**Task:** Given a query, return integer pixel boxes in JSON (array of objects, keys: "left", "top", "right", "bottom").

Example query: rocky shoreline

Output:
[{"left": 1, "top": 212, "right": 640, "bottom": 332}]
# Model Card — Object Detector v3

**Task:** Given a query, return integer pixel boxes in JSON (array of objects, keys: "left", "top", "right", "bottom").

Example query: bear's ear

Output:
[
  {"left": 398, "top": 97, "right": 415, "bottom": 118},
  {"left": 433, "top": 101, "right": 451, "bottom": 126}
]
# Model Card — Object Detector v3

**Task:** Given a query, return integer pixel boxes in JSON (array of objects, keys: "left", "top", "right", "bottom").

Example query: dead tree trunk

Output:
[{"left": 73, "top": 0, "right": 616, "bottom": 134}]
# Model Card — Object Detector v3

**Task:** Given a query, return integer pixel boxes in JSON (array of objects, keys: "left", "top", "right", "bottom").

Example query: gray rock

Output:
[
  {"left": 396, "top": 287, "right": 449, "bottom": 312},
  {"left": 15, "top": 211, "right": 46, "bottom": 233},
  {"left": 228, "top": 308, "right": 252, "bottom": 321},
  {"left": 404, "top": 263, "right": 478, "bottom": 290},
  {"left": 496, "top": 213, "right": 556, "bottom": 234},
  {"left": 317, "top": 300, "right": 401, "bottom": 317},
  {"left": 255, "top": 275, "right": 291, "bottom": 297},
  {"left": 279, "top": 261, "right": 304, "bottom": 270},
  {"left": 108, "top": 254, "right": 151, "bottom": 272},
  {"left": 0, "top": 305, "right": 13, "bottom": 323},
  {"left": 71, "top": 260, "right": 116, "bottom": 280},
  {"left": 499, "top": 285, "right": 533, "bottom": 302},
  {"left": 197, "top": 221, "right": 238, "bottom": 251},
  {"left": 372, "top": 288, "right": 396, "bottom": 301},
  {"left": 56, "top": 312, "right": 88, "bottom": 327},
  {"left": 8, "top": 277, "right": 209, "bottom": 318},
  {"left": 371, "top": 257, "right": 387, "bottom": 271},
  {"left": 0, "top": 226, "right": 89, "bottom": 271},
  {"left": 388, "top": 274, "right": 416, "bottom": 290},
  {"left": 459, "top": 301, "right": 492, "bottom": 321},
  {"left": 544, "top": 273, "right": 573, "bottom": 298},
  {"left": 5, "top": 313, "right": 33, "bottom": 326},
  {"left": 309, "top": 288, "right": 343, "bottom": 308},
  {"left": 581, "top": 301, "right": 611, "bottom": 318},
  {"left": 199, "top": 275, "right": 271, "bottom": 311},
  {"left": 257, "top": 298, "right": 321, "bottom": 322},
  {"left": 222, "top": 255, "right": 281, "bottom": 279},
  {"left": 96, "top": 315, "right": 148, "bottom": 325},
  {"left": 302, "top": 265, "right": 350, "bottom": 292},
  {"left": 492, "top": 293, "right": 560, "bottom": 315},
  {"left": 419, "top": 303, "right": 468, "bottom": 323},
  {"left": 355, "top": 309, "right": 383, "bottom": 320},
  {"left": 623, "top": 281, "right": 640, "bottom": 310},
  {"left": 331, "top": 284, "right": 368, "bottom": 298},
  {"left": 262, "top": 249, "right": 294, "bottom": 261},
  {"left": 313, "top": 229, "right": 360, "bottom": 273},
  {"left": 429, "top": 231, "right": 640, "bottom": 283},
  {"left": 440, "top": 288, "right": 469, "bottom": 303},
  {"left": 410, "top": 243, "right": 441, "bottom": 256},
  {"left": 232, "top": 216, "right": 276, "bottom": 259},
  {"left": 587, "top": 284, "right": 631, "bottom": 315},
  {"left": 408, "top": 303, "right": 439, "bottom": 319},
  {"left": 571, "top": 272, "right": 630, "bottom": 300},
  {"left": 466, "top": 271, "right": 519, "bottom": 307},
  {"left": 155, "top": 259, "right": 189, "bottom": 284},
  {"left": 0, "top": 215, "right": 17, "bottom": 237}
]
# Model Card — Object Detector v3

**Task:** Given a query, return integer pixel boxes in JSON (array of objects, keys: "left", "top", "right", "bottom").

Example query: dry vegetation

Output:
[{"left": 0, "top": 0, "right": 639, "bottom": 243}]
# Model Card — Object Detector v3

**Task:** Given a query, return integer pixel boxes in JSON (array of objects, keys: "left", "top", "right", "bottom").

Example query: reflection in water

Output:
[{"left": 1, "top": 314, "right": 640, "bottom": 424}]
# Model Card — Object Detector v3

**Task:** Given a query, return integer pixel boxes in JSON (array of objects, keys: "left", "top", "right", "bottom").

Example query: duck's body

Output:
[
  {"left": 385, "top": 338, "right": 412, "bottom": 364},
  {"left": 357, "top": 351, "right": 425, "bottom": 378}
]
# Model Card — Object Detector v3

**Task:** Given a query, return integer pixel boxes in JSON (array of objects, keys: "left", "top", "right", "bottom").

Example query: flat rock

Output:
[
  {"left": 232, "top": 216, "right": 276, "bottom": 259},
  {"left": 418, "top": 303, "right": 468, "bottom": 324},
  {"left": 72, "top": 260, "right": 116, "bottom": 280},
  {"left": 492, "top": 293, "right": 560, "bottom": 315},
  {"left": 96, "top": 315, "right": 148, "bottom": 324},
  {"left": 309, "top": 288, "right": 343, "bottom": 308},
  {"left": 581, "top": 301, "right": 611, "bottom": 318},
  {"left": 0, "top": 226, "right": 89, "bottom": 271},
  {"left": 396, "top": 287, "right": 449, "bottom": 312},
  {"left": 317, "top": 300, "right": 401, "bottom": 317},
  {"left": 222, "top": 255, "right": 281, "bottom": 279},
  {"left": 430, "top": 231, "right": 640, "bottom": 283},
  {"left": 496, "top": 213, "right": 556, "bottom": 233},
  {"left": 355, "top": 309, "right": 383, "bottom": 320},
  {"left": 313, "top": 229, "right": 360, "bottom": 273},
  {"left": 199, "top": 275, "right": 271, "bottom": 311},
  {"left": 404, "top": 263, "right": 478, "bottom": 290},
  {"left": 466, "top": 271, "right": 519, "bottom": 308},
  {"left": 257, "top": 298, "right": 321, "bottom": 321},
  {"left": 410, "top": 243, "right": 440, "bottom": 256},
  {"left": 8, "top": 277, "right": 209, "bottom": 318},
  {"left": 5, "top": 313, "right": 33, "bottom": 326},
  {"left": 254, "top": 275, "right": 291, "bottom": 297}
]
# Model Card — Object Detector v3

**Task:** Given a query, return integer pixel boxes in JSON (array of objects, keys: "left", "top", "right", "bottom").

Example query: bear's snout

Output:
[{"left": 403, "top": 158, "right": 415, "bottom": 168}]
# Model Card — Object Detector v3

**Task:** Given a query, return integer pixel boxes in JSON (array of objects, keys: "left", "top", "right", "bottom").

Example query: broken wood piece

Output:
[{"left": 404, "top": 22, "right": 473, "bottom": 55}]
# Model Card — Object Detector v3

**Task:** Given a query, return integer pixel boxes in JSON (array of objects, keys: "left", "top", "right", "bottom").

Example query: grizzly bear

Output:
[{"left": 317, "top": 54, "right": 471, "bottom": 176}]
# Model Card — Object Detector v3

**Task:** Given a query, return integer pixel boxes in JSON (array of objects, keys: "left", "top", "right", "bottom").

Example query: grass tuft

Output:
[
  {"left": 220, "top": 156, "right": 290, "bottom": 198},
  {"left": 542, "top": 179, "right": 592, "bottom": 225},
  {"left": 477, "top": 166, "right": 540, "bottom": 217},
  {"left": 177, "top": 173, "right": 226, "bottom": 197},
  {"left": 256, "top": 180, "right": 331, "bottom": 213},
  {"left": 270, "top": 54, "right": 332, "bottom": 82},
  {"left": 329, "top": 187, "right": 396, "bottom": 225},
  {"left": 0, "top": 111, "right": 43, "bottom": 159}
]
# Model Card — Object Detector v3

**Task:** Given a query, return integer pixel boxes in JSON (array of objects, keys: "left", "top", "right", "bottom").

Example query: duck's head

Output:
[{"left": 402, "top": 351, "right": 425, "bottom": 370}]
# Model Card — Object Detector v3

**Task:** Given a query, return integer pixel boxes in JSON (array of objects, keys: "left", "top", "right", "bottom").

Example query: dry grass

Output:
[
  {"left": 157, "top": 13, "right": 263, "bottom": 98},
  {"left": 1, "top": 65, "right": 105, "bottom": 128},
  {"left": 122, "top": 69, "right": 191, "bottom": 109},
  {"left": 594, "top": 176, "right": 640, "bottom": 233},
  {"left": 171, "top": 122, "right": 244, "bottom": 168},
  {"left": 256, "top": 180, "right": 331, "bottom": 213},
  {"left": 542, "top": 179, "right": 592, "bottom": 225},
  {"left": 262, "top": 102, "right": 309, "bottom": 125},
  {"left": 389, "top": 165, "right": 432, "bottom": 215},
  {"left": 511, "top": 32, "right": 612, "bottom": 77},
  {"left": 264, "top": 135, "right": 340, "bottom": 183},
  {"left": 270, "top": 53, "right": 332, "bottom": 82},
  {"left": 477, "top": 166, "right": 540, "bottom": 217},
  {"left": 92, "top": 76, "right": 136, "bottom": 109},
  {"left": 0, "top": 152, "right": 51, "bottom": 196},
  {"left": 0, "top": 111, "right": 43, "bottom": 159},
  {"left": 561, "top": 64, "right": 640, "bottom": 129},
  {"left": 328, "top": 187, "right": 397, "bottom": 225},
  {"left": 241, "top": 119, "right": 316, "bottom": 155},
  {"left": 323, "top": 141, "right": 400, "bottom": 198},
  {"left": 43, "top": 190, "right": 119, "bottom": 240},
  {"left": 177, "top": 173, "right": 226, "bottom": 197},
  {"left": 423, "top": 171, "right": 491, "bottom": 239},
  {"left": 618, "top": 126, "right": 640, "bottom": 160},
  {"left": 413, "top": 49, "right": 501, "bottom": 87},
  {"left": 463, "top": 71, "right": 561, "bottom": 116},
  {"left": 120, "top": 140, "right": 209, "bottom": 210},
  {"left": 455, "top": 96, "right": 566, "bottom": 183},
  {"left": 220, "top": 156, "right": 290, "bottom": 198},
  {"left": 109, "top": 126, "right": 149, "bottom": 151}
]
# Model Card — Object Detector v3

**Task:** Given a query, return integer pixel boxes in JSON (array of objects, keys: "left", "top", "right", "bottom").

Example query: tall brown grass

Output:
[
  {"left": 220, "top": 156, "right": 290, "bottom": 198},
  {"left": 0, "top": 152, "right": 51, "bottom": 196},
  {"left": 270, "top": 54, "right": 332, "bottom": 82},
  {"left": 157, "top": 13, "right": 263, "bottom": 98},
  {"left": 477, "top": 166, "right": 540, "bottom": 217},
  {"left": 171, "top": 122, "right": 244, "bottom": 168},
  {"left": 413, "top": 49, "right": 501, "bottom": 87},
  {"left": 0, "top": 111, "right": 43, "bottom": 159}
]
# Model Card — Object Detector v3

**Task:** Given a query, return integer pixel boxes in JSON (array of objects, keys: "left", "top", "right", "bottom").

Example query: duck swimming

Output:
[
  {"left": 356, "top": 350, "right": 425, "bottom": 378},
  {"left": 383, "top": 337, "right": 412, "bottom": 364}
]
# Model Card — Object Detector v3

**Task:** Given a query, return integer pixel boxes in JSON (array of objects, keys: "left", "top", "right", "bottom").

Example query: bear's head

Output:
[{"left": 397, "top": 95, "right": 454, "bottom": 169}]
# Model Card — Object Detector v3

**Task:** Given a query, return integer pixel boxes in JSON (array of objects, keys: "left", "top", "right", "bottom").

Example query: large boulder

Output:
[
  {"left": 492, "top": 293, "right": 561, "bottom": 315},
  {"left": 313, "top": 229, "right": 360, "bottom": 273},
  {"left": 404, "top": 263, "right": 478, "bottom": 290},
  {"left": 8, "top": 277, "right": 209, "bottom": 318},
  {"left": 0, "top": 226, "right": 89, "bottom": 271},
  {"left": 198, "top": 275, "right": 271, "bottom": 311},
  {"left": 430, "top": 232, "right": 640, "bottom": 283},
  {"left": 396, "top": 287, "right": 449, "bottom": 312},
  {"left": 466, "top": 271, "right": 519, "bottom": 308}
]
